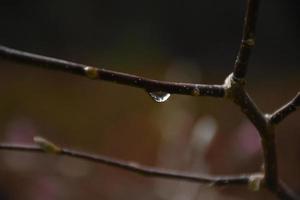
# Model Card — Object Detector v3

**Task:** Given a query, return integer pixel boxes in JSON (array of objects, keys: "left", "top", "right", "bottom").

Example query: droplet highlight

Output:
[{"left": 147, "top": 91, "right": 171, "bottom": 103}]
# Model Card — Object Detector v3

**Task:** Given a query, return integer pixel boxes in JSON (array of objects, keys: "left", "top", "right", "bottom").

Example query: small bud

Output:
[
  {"left": 243, "top": 38, "right": 255, "bottom": 47},
  {"left": 84, "top": 66, "right": 98, "bottom": 79},
  {"left": 34, "top": 136, "right": 61, "bottom": 154},
  {"left": 223, "top": 73, "right": 233, "bottom": 89},
  {"left": 248, "top": 173, "right": 264, "bottom": 191},
  {"left": 223, "top": 73, "right": 234, "bottom": 98},
  {"left": 192, "top": 87, "right": 200, "bottom": 96},
  {"left": 128, "top": 161, "right": 139, "bottom": 168},
  {"left": 207, "top": 182, "right": 216, "bottom": 188}
]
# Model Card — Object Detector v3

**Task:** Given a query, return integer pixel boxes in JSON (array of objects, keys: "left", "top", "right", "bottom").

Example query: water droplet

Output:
[{"left": 147, "top": 91, "right": 170, "bottom": 103}]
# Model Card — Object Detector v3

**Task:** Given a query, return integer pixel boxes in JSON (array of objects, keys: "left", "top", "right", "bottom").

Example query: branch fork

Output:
[{"left": 223, "top": 73, "right": 246, "bottom": 99}]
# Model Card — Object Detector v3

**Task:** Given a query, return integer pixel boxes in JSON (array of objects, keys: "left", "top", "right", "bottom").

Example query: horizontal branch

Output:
[
  {"left": 0, "top": 45, "right": 225, "bottom": 98},
  {"left": 0, "top": 142, "right": 250, "bottom": 186},
  {"left": 270, "top": 92, "right": 300, "bottom": 124},
  {"left": 233, "top": 0, "right": 261, "bottom": 80}
]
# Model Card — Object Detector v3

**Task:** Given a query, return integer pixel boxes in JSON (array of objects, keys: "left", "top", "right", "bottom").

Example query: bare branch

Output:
[
  {"left": 0, "top": 143, "right": 250, "bottom": 186},
  {"left": 0, "top": 1, "right": 299, "bottom": 199},
  {"left": 233, "top": 0, "right": 261, "bottom": 80},
  {"left": 225, "top": 75, "right": 267, "bottom": 135},
  {"left": 226, "top": 80, "right": 299, "bottom": 200},
  {"left": 275, "top": 181, "right": 300, "bottom": 200},
  {"left": 270, "top": 92, "right": 300, "bottom": 125},
  {"left": 0, "top": 45, "right": 225, "bottom": 98},
  {"left": 225, "top": 75, "right": 279, "bottom": 191}
]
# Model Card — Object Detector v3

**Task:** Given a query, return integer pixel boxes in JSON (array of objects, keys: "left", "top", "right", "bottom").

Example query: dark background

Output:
[{"left": 0, "top": 1, "right": 299, "bottom": 199}]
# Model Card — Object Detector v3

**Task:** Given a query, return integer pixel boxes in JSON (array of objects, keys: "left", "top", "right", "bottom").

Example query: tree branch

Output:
[
  {"left": 270, "top": 92, "right": 300, "bottom": 125},
  {"left": 0, "top": 45, "right": 225, "bottom": 98},
  {"left": 276, "top": 181, "right": 300, "bottom": 200},
  {"left": 0, "top": 142, "right": 250, "bottom": 186},
  {"left": 0, "top": 0, "right": 299, "bottom": 199},
  {"left": 225, "top": 76, "right": 299, "bottom": 200},
  {"left": 233, "top": 0, "right": 261, "bottom": 80},
  {"left": 225, "top": 75, "right": 278, "bottom": 189}
]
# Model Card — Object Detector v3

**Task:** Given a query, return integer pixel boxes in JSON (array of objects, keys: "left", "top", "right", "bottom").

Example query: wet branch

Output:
[
  {"left": 276, "top": 181, "right": 300, "bottom": 200},
  {"left": 0, "top": 45, "right": 225, "bottom": 98},
  {"left": 225, "top": 69, "right": 298, "bottom": 200},
  {"left": 270, "top": 92, "right": 300, "bottom": 124},
  {"left": 0, "top": 0, "right": 299, "bottom": 199},
  {"left": 228, "top": 0, "right": 298, "bottom": 199},
  {"left": 0, "top": 143, "right": 250, "bottom": 186},
  {"left": 233, "top": 0, "right": 261, "bottom": 80}
]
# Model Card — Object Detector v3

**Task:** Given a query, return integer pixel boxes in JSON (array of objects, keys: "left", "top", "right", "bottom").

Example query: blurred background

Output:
[{"left": 0, "top": 0, "right": 299, "bottom": 199}]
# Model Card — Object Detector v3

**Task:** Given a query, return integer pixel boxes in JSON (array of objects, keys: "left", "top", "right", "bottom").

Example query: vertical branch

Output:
[
  {"left": 233, "top": 0, "right": 261, "bottom": 79},
  {"left": 0, "top": 45, "right": 225, "bottom": 98},
  {"left": 261, "top": 127, "right": 278, "bottom": 190}
]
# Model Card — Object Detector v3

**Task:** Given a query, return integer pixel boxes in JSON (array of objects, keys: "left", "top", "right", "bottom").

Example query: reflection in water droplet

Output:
[{"left": 147, "top": 91, "right": 171, "bottom": 103}]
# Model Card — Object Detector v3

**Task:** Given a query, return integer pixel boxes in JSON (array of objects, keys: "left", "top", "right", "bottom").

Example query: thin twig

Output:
[
  {"left": 276, "top": 181, "right": 300, "bottom": 200},
  {"left": 0, "top": 45, "right": 225, "bottom": 98},
  {"left": 0, "top": 143, "right": 250, "bottom": 186},
  {"left": 233, "top": 0, "right": 261, "bottom": 80},
  {"left": 270, "top": 92, "right": 300, "bottom": 124}
]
